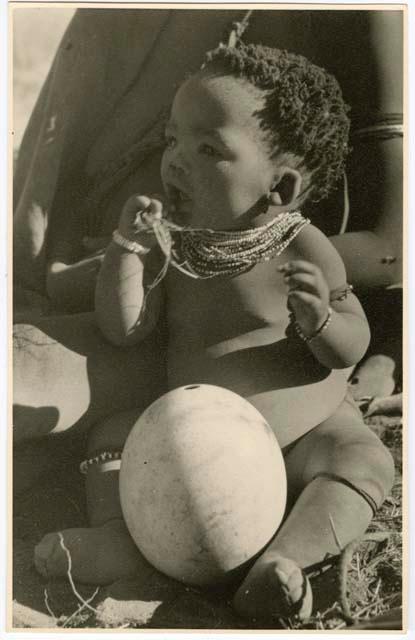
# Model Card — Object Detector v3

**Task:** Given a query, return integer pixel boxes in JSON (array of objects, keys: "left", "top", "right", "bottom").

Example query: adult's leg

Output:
[
  {"left": 233, "top": 397, "right": 394, "bottom": 621},
  {"left": 13, "top": 312, "right": 167, "bottom": 442}
]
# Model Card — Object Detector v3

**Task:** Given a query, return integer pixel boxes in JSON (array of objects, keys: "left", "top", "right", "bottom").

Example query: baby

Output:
[{"left": 34, "top": 44, "right": 394, "bottom": 622}]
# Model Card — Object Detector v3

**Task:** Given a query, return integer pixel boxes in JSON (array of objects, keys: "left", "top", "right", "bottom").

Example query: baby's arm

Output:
[
  {"left": 95, "top": 195, "right": 164, "bottom": 346},
  {"left": 282, "top": 225, "right": 370, "bottom": 369}
]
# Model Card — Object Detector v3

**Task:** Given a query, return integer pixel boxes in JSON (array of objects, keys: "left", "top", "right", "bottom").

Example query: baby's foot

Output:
[
  {"left": 34, "top": 519, "right": 147, "bottom": 585},
  {"left": 233, "top": 553, "right": 312, "bottom": 622}
]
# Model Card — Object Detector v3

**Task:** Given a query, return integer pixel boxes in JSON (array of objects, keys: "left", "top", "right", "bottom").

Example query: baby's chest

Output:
[{"left": 166, "top": 262, "right": 289, "bottom": 338}]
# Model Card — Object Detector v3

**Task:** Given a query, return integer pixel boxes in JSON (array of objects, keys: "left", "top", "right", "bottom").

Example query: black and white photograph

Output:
[{"left": 9, "top": 3, "right": 406, "bottom": 633}]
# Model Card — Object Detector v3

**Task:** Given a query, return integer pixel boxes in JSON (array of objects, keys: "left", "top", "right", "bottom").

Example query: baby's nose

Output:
[{"left": 169, "top": 150, "right": 190, "bottom": 177}]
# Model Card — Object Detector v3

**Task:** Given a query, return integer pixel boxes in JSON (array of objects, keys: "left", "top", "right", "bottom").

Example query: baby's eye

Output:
[
  {"left": 165, "top": 135, "right": 177, "bottom": 149},
  {"left": 199, "top": 143, "right": 221, "bottom": 158}
]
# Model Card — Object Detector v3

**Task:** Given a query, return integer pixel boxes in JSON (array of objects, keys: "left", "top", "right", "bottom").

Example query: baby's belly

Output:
[{"left": 167, "top": 337, "right": 349, "bottom": 448}]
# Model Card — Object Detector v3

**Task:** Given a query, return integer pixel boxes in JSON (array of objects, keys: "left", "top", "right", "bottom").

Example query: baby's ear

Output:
[{"left": 269, "top": 167, "right": 303, "bottom": 207}]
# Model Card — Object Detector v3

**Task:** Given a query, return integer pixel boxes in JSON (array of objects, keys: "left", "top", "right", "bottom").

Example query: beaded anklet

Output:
[
  {"left": 290, "top": 306, "right": 333, "bottom": 343},
  {"left": 80, "top": 450, "right": 123, "bottom": 475}
]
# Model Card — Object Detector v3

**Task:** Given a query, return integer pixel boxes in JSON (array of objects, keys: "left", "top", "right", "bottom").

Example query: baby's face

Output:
[{"left": 161, "top": 72, "right": 277, "bottom": 230}]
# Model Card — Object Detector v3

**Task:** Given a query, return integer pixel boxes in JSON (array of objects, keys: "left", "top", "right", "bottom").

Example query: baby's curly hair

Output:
[{"left": 203, "top": 43, "right": 350, "bottom": 202}]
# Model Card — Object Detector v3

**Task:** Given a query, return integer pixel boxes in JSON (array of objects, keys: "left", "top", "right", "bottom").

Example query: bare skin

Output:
[
  {"left": 35, "top": 410, "right": 149, "bottom": 586},
  {"left": 34, "top": 400, "right": 394, "bottom": 619},
  {"left": 33, "top": 72, "right": 394, "bottom": 621}
]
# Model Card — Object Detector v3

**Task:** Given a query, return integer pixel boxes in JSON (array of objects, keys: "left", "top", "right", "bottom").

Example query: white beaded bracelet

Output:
[
  {"left": 112, "top": 229, "right": 150, "bottom": 255},
  {"left": 292, "top": 306, "right": 333, "bottom": 343},
  {"left": 80, "top": 450, "right": 122, "bottom": 474}
]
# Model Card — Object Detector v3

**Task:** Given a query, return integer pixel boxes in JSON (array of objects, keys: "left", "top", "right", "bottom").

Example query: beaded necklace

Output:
[
  {"left": 142, "top": 11, "right": 310, "bottom": 284},
  {"left": 135, "top": 210, "right": 310, "bottom": 311},
  {"left": 87, "top": 10, "right": 313, "bottom": 289},
  {"left": 149, "top": 211, "right": 310, "bottom": 282}
]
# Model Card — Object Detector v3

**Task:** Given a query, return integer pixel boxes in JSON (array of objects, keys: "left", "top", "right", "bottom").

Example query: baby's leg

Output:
[
  {"left": 234, "top": 396, "right": 394, "bottom": 621},
  {"left": 34, "top": 409, "right": 153, "bottom": 585}
]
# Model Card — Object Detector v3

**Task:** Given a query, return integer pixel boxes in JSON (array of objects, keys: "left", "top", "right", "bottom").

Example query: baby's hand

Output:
[
  {"left": 118, "top": 194, "right": 164, "bottom": 249},
  {"left": 279, "top": 260, "right": 330, "bottom": 336}
]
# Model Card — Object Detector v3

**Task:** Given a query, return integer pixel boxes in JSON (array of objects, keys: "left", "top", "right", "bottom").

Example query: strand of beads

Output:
[
  {"left": 176, "top": 212, "right": 310, "bottom": 277},
  {"left": 137, "top": 211, "right": 310, "bottom": 302}
]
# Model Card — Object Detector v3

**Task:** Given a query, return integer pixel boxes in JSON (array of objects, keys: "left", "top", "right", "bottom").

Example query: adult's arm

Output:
[
  {"left": 13, "top": 8, "right": 170, "bottom": 295},
  {"left": 328, "top": 11, "right": 403, "bottom": 288},
  {"left": 13, "top": 9, "right": 106, "bottom": 294}
]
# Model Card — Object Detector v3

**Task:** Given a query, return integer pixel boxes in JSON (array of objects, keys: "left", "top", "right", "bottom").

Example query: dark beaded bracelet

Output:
[{"left": 290, "top": 307, "right": 333, "bottom": 343}]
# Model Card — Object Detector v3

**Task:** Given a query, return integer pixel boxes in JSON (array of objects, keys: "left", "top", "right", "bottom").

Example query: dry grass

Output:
[{"left": 289, "top": 419, "right": 403, "bottom": 631}]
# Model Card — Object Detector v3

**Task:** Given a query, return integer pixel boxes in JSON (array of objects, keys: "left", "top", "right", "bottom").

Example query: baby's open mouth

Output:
[
  {"left": 166, "top": 183, "right": 192, "bottom": 207},
  {"left": 165, "top": 184, "right": 192, "bottom": 223}
]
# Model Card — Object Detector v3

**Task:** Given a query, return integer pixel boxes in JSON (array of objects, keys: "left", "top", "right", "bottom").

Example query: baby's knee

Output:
[
  {"left": 335, "top": 429, "right": 394, "bottom": 508},
  {"left": 87, "top": 408, "right": 144, "bottom": 453},
  {"left": 311, "top": 427, "right": 395, "bottom": 510}
]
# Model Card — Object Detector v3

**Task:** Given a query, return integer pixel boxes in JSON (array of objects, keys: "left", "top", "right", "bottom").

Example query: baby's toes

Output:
[
  {"left": 285, "top": 569, "right": 305, "bottom": 604},
  {"left": 272, "top": 558, "right": 312, "bottom": 620},
  {"left": 234, "top": 554, "right": 313, "bottom": 623},
  {"left": 34, "top": 532, "right": 68, "bottom": 578},
  {"left": 274, "top": 559, "right": 303, "bottom": 600}
]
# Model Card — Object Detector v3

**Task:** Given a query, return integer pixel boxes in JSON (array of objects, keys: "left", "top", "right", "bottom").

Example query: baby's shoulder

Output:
[{"left": 289, "top": 223, "right": 347, "bottom": 284}]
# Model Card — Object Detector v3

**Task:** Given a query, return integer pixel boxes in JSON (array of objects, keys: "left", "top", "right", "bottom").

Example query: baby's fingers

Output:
[
  {"left": 123, "top": 194, "right": 152, "bottom": 217},
  {"left": 278, "top": 260, "right": 320, "bottom": 276},
  {"left": 287, "top": 289, "right": 320, "bottom": 308},
  {"left": 140, "top": 196, "right": 164, "bottom": 226},
  {"left": 284, "top": 272, "right": 320, "bottom": 295},
  {"left": 288, "top": 289, "right": 329, "bottom": 329}
]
